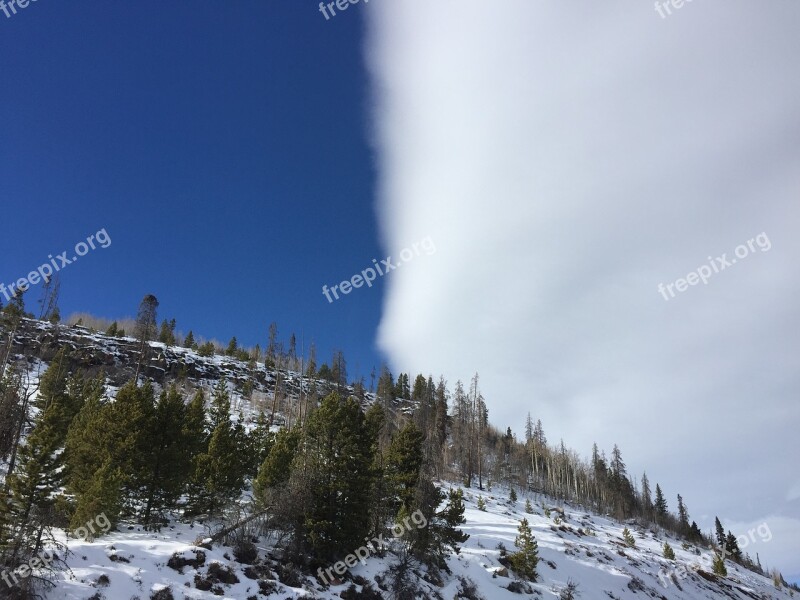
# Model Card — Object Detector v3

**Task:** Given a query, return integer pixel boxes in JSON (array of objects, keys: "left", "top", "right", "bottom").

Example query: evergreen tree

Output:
[
  {"left": 406, "top": 480, "right": 469, "bottom": 570},
  {"left": 158, "top": 319, "right": 176, "bottom": 346},
  {"left": 294, "top": 392, "right": 376, "bottom": 563},
  {"left": 225, "top": 336, "right": 238, "bottom": 356},
  {"left": 69, "top": 460, "right": 122, "bottom": 538},
  {"left": 654, "top": 484, "right": 668, "bottom": 522},
  {"left": 208, "top": 379, "right": 231, "bottom": 433},
  {"left": 385, "top": 423, "right": 424, "bottom": 514},
  {"left": 690, "top": 520, "right": 702, "bottom": 542},
  {"left": 663, "top": 542, "right": 675, "bottom": 560},
  {"left": 725, "top": 531, "right": 742, "bottom": 561},
  {"left": 182, "top": 389, "right": 207, "bottom": 456},
  {"left": 622, "top": 527, "right": 636, "bottom": 547},
  {"left": 510, "top": 518, "right": 539, "bottom": 581},
  {"left": 510, "top": 488, "right": 517, "bottom": 503},
  {"left": 111, "top": 381, "right": 157, "bottom": 510},
  {"left": 477, "top": 496, "right": 486, "bottom": 511},
  {"left": 105, "top": 321, "right": 119, "bottom": 337},
  {"left": 254, "top": 427, "right": 300, "bottom": 505},
  {"left": 2, "top": 384, "right": 70, "bottom": 562},
  {"left": 193, "top": 413, "right": 248, "bottom": 516},
  {"left": 141, "top": 387, "right": 192, "bottom": 528},
  {"left": 184, "top": 330, "right": 197, "bottom": 349},
  {"left": 712, "top": 551, "right": 727, "bottom": 576},
  {"left": 715, "top": 516, "right": 725, "bottom": 548},
  {"left": 641, "top": 472, "right": 652, "bottom": 516},
  {"left": 525, "top": 499, "right": 533, "bottom": 514},
  {"left": 676, "top": 494, "right": 690, "bottom": 536}
]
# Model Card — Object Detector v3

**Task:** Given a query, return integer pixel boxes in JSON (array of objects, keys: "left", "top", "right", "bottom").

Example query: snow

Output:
[{"left": 34, "top": 484, "right": 794, "bottom": 600}]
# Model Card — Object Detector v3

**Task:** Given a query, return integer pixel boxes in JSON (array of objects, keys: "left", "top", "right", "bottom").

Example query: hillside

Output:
[
  {"left": 0, "top": 317, "right": 794, "bottom": 600},
  {"left": 41, "top": 484, "right": 795, "bottom": 600}
]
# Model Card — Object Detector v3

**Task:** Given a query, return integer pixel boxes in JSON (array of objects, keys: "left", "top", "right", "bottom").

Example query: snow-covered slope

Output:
[{"left": 41, "top": 484, "right": 793, "bottom": 600}]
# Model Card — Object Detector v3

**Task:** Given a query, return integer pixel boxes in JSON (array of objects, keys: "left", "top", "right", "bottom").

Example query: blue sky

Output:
[{"left": 0, "top": 1, "right": 385, "bottom": 378}]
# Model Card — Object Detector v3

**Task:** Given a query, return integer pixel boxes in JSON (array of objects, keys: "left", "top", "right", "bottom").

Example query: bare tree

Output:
[{"left": 134, "top": 294, "right": 159, "bottom": 382}]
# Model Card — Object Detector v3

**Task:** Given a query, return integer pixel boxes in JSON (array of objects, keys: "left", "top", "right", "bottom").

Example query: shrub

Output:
[
  {"left": 167, "top": 549, "right": 206, "bottom": 572},
  {"left": 233, "top": 540, "right": 258, "bottom": 564},
  {"left": 622, "top": 527, "right": 636, "bottom": 548},
  {"left": 456, "top": 576, "right": 484, "bottom": 599},
  {"left": 663, "top": 542, "right": 675, "bottom": 560},
  {"left": 340, "top": 582, "right": 384, "bottom": 600},
  {"left": 150, "top": 588, "right": 174, "bottom": 600},
  {"left": 559, "top": 580, "right": 580, "bottom": 600},
  {"left": 712, "top": 553, "right": 727, "bottom": 576}
]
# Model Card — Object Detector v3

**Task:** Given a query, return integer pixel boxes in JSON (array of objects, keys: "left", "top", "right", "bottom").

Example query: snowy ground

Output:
[{"left": 34, "top": 484, "right": 793, "bottom": 600}]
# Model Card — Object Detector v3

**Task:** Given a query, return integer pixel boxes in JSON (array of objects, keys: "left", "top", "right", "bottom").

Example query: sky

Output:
[{"left": 1, "top": 0, "right": 798, "bottom": 582}]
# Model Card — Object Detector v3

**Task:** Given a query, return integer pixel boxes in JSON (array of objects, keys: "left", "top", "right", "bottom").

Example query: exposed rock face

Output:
[{"left": 2, "top": 318, "right": 318, "bottom": 400}]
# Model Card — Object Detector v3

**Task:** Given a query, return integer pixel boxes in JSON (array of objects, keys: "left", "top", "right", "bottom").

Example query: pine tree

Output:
[
  {"left": 663, "top": 542, "right": 675, "bottom": 559},
  {"left": 407, "top": 482, "right": 469, "bottom": 570},
  {"left": 510, "top": 518, "right": 539, "bottom": 581},
  {"left": 295, "top": 392, "right": 376, "bottom": 563},
  {"left": 141, "top": 387, "right": 192, "bottom": 528},
  {"left": 2, "top": 383, "right": 71, "bottom": 563},
  {"left": 182, "top": 389, "right": 207, "bottom": 456},
  {"left": 725, "top": 531, "right": 742, "bottom": 561},
  {"left": 193, "top": 414, "right": 248, "bottom": 517},
  {"left": 477, "top": 496, "right": 486, "bottom": 511},
  {"left": 622, "top": 527, "right": 636, "bottom": 547},
  {"left": 63, "top": 375, "right": 129, "bottom": 528},
  {"left": 510, "top": 488, "right": 518, "bottom": 503},
  {"left": 712, "top": 551, "right": 727, "bottom": 576},
  {"left": 184, "top": 330, "right": 197, "bottom": 349},
  {"left": 641, "top": 472, "right": 652, "bottom": 516},
  {"left": 158, "top": 319, "right": 176, "bottom": 346},
  {"left": 525, "top": 499, "right": 533, "bottom": 514},
  {"left": 111, "top": 381, "right": 157, "bottom": 510},
  {"left": 690, "top": 521, "right": 703, "bottom": 542},
  {"left": 69, "top": 460, "right": 122, "bottom": 538},
  {"left": 676, "top": 494, "right": 690, "bottom": 536},
  {"left": 654, "top": 484, "right": 668, "bottom": 522},
  {"left": 254, "top": 427, "right": 300, "bottom": 505},
  {"left": 714, "top": 516, "right": 725, "bottom": 548},
  {"left": 385, "top": 423, "right": 424, "bottom": 514}
]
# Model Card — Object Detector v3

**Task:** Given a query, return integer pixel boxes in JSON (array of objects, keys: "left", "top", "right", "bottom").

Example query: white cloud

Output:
[{"left": 365, "top": 0, "right": 800, "bottom": 576}]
